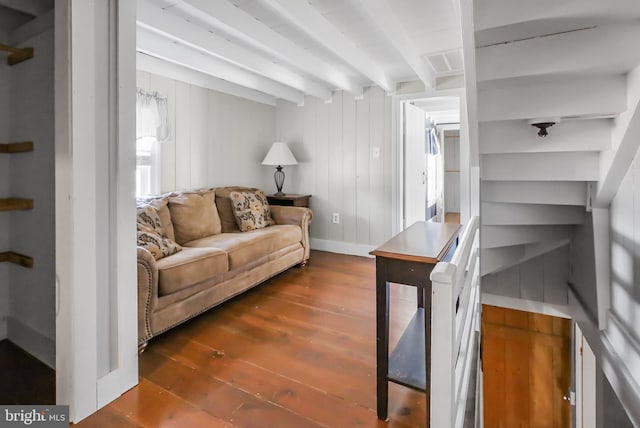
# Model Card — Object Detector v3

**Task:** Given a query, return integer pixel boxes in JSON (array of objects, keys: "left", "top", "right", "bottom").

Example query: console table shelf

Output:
[
  {"left": 388, "top": 308, "right": 426, "bottom": 391},
  {"left": 0, "top": 198, "right": 33, "bottom": 211},
  {"left": 0, "top": 141, "right": 33, "bottom": 153},
  {"left": 0, "top": 251, "right": 33, "bottom": 268}
]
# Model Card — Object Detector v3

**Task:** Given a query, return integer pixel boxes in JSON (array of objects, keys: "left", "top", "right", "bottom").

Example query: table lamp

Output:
[{"left": 262, "top": 142, "right": 298, "bottom": 196}]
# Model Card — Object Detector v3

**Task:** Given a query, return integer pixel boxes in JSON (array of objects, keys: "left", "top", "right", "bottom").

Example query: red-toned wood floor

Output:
[{"left": 77, "top": 250, "right": 428, "bottom": 427}]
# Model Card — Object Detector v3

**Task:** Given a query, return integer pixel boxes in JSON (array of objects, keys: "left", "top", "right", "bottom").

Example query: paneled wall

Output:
[
  {"left": 482, "top": 245, "right": 569, "bottom": 305},
  {"left": 7, "top": 20, "right": 55, "bottom": 366},
  {"left": 276, "top": 87, "right": 392, "bottom": 252},
  {"left": 610, "top": 142, "right": 640, "bottom": 389},
  {"left": 0, "top": 27, "right": 10, "bottom": 339},
  {"left": 136, "top": 71, "right": 276, "bottom": 193}
]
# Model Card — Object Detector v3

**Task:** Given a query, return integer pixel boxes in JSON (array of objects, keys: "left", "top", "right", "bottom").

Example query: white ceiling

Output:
[
  {"left": 137, "top": 0, "right": 464, "bottom": 104},
  {"left": 413, "top": 96, "right": 460, "bottom": 125}
]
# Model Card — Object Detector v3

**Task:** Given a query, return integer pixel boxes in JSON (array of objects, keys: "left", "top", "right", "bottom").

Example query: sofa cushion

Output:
[
  {"left": 184, "top": 225, "right": 301, "bottom": 270},
  {"left": 147, "top": 197, "right": 175, "bottom": 241},
  {"left": 168, "top": 190, "right": 222, "bottom": 244},
  {"left": 229, "top": 190, "right": 273, "bottom": 232},
  {"left": 136, "top": 205, "right": 182, "bottom": 260},
  {"left": 156, "top": 247, "right": 229, "bottom": 296}
]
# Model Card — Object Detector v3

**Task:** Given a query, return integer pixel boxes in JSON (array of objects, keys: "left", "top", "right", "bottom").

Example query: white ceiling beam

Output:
[
  {"left": 177, "top": 0, "right": 363, "bottom": 96},
  {"left": 477, "top": 22, "right": 640, "bottom": 82},
  {"left": 359, "top": 0, "right": 436, "bottom": 89},
  {"left": 136, "top": 28, "right": 304, "bottom": 105},
  {"left": 478, "top": 75, "right": 626, "bottom": 122},
  {"left": 474, "top": 0, "right": 640, "bottom": 31},
  {"left": 137, "top": 53, "right": 277, "bottom": 107},
  {"left": 137, "top": 0, "right": 332, "bottom": 101},
  {"left": 0, "top": 0, "right": 53, "bottom": 16},
  {"left": 256, "top": 0, "right": 392, "bottom": 92},
  {"left": 595, "top": 66, "right": 640, "bottom": 207}
]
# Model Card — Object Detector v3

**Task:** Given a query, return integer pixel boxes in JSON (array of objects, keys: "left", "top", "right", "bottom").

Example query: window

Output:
[
  {"left": 136, "top": 136, "right": 160, "bottom": 198},
  {"left": 136, "top": 88, "right": 168, "bottom": 197}
]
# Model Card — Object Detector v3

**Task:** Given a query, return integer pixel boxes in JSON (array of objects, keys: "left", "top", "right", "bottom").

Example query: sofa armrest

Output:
[
  {"left": 270, "top": 206, "right": 313, "bottom": 262},
  {"left": 138, "top": 246, "right": 159, "bottom": 344}
]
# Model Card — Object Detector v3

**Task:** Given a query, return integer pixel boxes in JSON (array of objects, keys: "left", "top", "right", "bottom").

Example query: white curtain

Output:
[{"left": 136, "top": 88, "right": 169, "bottom": 142}]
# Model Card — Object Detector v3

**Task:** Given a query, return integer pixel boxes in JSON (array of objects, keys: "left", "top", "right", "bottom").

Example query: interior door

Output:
[
  {"left": 403, "top": 102, "right": 427, "bottom": 228},
  {"left": 482, "top": 305, "right": 572, "bottom": 428}
]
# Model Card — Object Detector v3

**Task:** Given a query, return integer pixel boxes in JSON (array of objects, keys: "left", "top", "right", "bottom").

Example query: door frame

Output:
[
  {"left": 55, "top": 0, "right": 138, "bottom": 421},
  {"left": 391, "top": 87, "right": 467, "bottom": 235}
]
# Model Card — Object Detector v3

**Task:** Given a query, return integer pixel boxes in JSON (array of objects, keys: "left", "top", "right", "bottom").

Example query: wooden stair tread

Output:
[
  {"left": 0, "top": 198, "right": 33, "bottom": 211},
  {"left": 0, "top": 251, "right": 33, "bottom": 268},
  {"left": 0, "top": 142, "right": 33, "bottom": 153}
]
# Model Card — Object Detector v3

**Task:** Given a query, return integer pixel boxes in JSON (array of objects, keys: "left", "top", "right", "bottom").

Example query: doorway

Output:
[
  {"left": 400, "top": 96, "right": 460, "bottom": 230},
  {"left": 482, "top": 305, "right": 572, "bottom": 427}
]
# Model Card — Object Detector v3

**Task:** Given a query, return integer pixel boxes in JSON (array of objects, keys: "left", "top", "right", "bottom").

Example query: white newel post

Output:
[{"left": 430, "top": 261, "right": 457, "bottom": 427}]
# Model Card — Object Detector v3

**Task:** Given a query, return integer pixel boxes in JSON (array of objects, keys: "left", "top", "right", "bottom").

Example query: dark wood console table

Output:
[{"left": 370, "top": 221, "right": 461, "bottom": 424}]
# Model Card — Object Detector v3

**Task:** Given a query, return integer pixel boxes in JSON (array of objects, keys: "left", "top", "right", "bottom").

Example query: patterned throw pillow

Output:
[
  {"left": 229, "top": 190, "right": 273, "bottom": 232},
  {"left": 136, "top": 204, "right": 182, "bottom": 260}
]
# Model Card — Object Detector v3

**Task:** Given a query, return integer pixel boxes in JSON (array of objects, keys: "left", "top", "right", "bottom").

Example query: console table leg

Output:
[
  {"left": 424, "top": 284, "right": 432, "bottom": 426},
  {"left": 376, "top": 260, "right": 390, "bottom": 421}
]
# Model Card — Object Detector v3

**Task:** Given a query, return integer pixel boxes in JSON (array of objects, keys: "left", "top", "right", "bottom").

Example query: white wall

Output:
[
  {"left": 444, "top": 130, "right": 460, "bottom": 213},
  {"left": 276, "top": 87, "right": 392, "bottom": 254},
  {"left": 0, "top": 25, "right": 10, "bottom": 340},
  {"left": 609, "top": 141, "right": 640, "bottom": 388},
  {"left": 482, "top": 245, "right": 569, "bottom": 304},
  {"left": 570, "top": 213, "right": 599, "bottom": 319},
  {"left": 3, "top": 14, "right": 55, "bottom": 366},
  {"left": 136, "top": 71, "right": 276, "bottom": 193}
]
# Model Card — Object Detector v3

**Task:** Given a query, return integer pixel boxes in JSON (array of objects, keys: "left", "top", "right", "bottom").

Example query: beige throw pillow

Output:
[
  {"left": 229, "top": 190, "right": 273, "bottom": 232},
  {"left": 136, "top": 205, "right": 182, "bottom": 260},
  {"left": 168, "top": 190, "right": 222, "bottom": 244}
]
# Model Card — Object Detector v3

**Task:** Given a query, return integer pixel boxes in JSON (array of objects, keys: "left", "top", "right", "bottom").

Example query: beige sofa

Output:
[{"left": 137, "top": 186, "right": 312, "bottom": 349}]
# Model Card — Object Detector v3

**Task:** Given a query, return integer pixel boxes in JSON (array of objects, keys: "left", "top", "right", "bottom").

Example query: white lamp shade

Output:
[{"left": 262, "top": 142, "right": 298, "bottom": 166}]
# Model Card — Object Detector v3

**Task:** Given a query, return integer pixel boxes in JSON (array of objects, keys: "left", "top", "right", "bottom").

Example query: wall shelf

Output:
[
  {"left": 0, "top": 251, "right": 33, "bottom": 268},
  {"left": 0, "top": 198, "right": 33, "bottom": 211},
  {"left": 0, "top": 141, "right": 33, "bottom": 153},
  {"left": 0, "top": 43, "right": 34, "bottom": 66}
]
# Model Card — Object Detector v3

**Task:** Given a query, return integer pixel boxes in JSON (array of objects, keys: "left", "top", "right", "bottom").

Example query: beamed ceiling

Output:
[{"left": 136, "top": 0, "right": 465, "bottom": 105}]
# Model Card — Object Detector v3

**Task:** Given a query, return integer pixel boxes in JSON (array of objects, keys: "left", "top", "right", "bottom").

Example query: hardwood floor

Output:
[
  {"left": 0, "top": 340, "right": 55, "bottom": 405},
  {"left": 444, "top": 212, "right": 460, "bottom": 224},
  {"left": 77, "top": 250, "right": 428, "bottom": 427}
]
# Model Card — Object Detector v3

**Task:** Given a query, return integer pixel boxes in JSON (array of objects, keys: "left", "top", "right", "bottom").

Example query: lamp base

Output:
[
  {"left": 274, "top": 165, "right": 286, "bottom": 195},
  {"left": 273, "top": 191, "right": 286, "bottom": 196}
]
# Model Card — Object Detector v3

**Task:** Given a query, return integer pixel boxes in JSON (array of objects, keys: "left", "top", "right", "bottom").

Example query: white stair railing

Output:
[{"left": 430, "top": 216, "right": 480, "bottom": 428}]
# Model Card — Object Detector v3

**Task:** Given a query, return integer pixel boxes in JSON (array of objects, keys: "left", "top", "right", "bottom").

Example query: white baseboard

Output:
[
  {"left": 310, "top": 238, "right": 375, "bottom": 258},
  {"left": 481, "top": 292, "right": 572, "bottom": 319},
  {"left": 7, "top": 317, "right": 55, "bottom": 369}
]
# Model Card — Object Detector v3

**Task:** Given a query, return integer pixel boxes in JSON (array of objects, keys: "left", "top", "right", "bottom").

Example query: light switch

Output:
[{"left": 372, "top": 147, "right": 380, "bottom": 158}]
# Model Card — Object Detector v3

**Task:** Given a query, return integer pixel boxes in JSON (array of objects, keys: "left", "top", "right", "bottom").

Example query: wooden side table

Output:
[
  {"left": 266, "top": 194, "right": 311, "bottom": 207},
  {"left": 370, "top": 221, "right": 461, "bottom": 424}
]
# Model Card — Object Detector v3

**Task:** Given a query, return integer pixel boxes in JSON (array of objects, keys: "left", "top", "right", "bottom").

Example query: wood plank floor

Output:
[{"left": 77, "top": 250, "right": 428, "bottom": 427}]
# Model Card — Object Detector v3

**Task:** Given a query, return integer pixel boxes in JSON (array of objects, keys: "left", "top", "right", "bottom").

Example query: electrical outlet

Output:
[{"left": 332, "top": 212, "right": 340, "bottom": 224}]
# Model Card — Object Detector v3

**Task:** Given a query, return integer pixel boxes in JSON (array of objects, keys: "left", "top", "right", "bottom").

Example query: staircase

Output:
[{"left": 469, "top": 1, "right": 640, "bottom": 302}]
